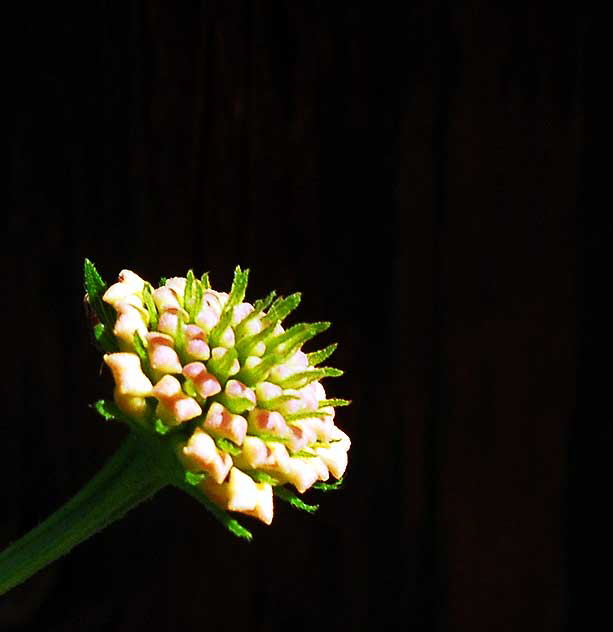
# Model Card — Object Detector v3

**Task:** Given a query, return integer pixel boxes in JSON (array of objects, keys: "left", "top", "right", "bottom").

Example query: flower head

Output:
[{"left": 85, "top": 262, "right": 350, "bottom": 536}]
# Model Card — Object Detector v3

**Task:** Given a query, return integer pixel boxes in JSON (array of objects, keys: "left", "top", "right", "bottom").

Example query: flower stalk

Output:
[{"left": 0, "top": 436, "right": 166, "bottom": 595}]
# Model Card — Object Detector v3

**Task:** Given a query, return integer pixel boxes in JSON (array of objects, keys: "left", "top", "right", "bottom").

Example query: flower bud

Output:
[
  {"left": 180, "top": 428, "right": 232, "bottom": 483},
  {"left": 152, "top": 375, "right": 202, "bottom": 426},
  {"left": 202, "top": 402, "right": 248, "bottom": 446}
]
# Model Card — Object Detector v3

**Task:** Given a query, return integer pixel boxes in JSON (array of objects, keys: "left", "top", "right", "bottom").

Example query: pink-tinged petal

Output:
[
  {"left": 157, "top": 308, "right": 179, "bottom": 336},
  {"left": 282, "top": 459, "right": 320, "bottom": 493},
  {"left": 313, "top": 381, "right": 327, "bottom": 402},
  {"left": 183, "top": 325, "right": 210, "bottom": 360},
  {"left": 234, "top": 436, "right": 268, "bottom": 469},
  {"left": 153, "top": 286, "right": 182, "bottom": 312},
  {"left": 113, "top": 390, "right": 148, "bottom": 419},
  {"left": 183, "top": 362, "right": 222, "bottom": 398},
  {"left": 165, "top": 277, "right": 186, "bottom": 300},
  {"left": 201, "top": 467, "right": 258, "bottom": 512},
  {"left": 146, "top": 332, "right": 182, "bottom": 374},
  {"left": 295, "top": 416, "right": 336, "bottom": 443},
  {"left": 243, "top": 482, "right": 274, "bottom": 525},
  {"left": 225, "top": 380, "right": 256, "bottom": 407},
  {"left": 255, "top": 382, "right": 283, "bottom": 405},
  {"left": 248, "top": 409, "right": 290, "bottom": 438},
  {"left": 231, "top": 302, "right": 254, "bottom": 326},
  {"left": 194, "top": 306, "right": 219, "bottom": 332},
  {"left": 203, "top": 402, "right": 248, "bottom": 446},
  {"left": 315, "top": 444, "right": 349, "bottom": 479},
  {"left": 276, "top": 389, "right": 304, "bottom": 415},
  {"left": 181, "top": 429, "right": 232, "bottom": 483},
  {"left": 233, "top": 437, "right": 291, "bottom": 473},
  {"left": 104, "top": 353, "right": 153, "bottom": 396},
  {"left": 113, "top": 302, "right": 149, "bottom": 351},
  {"left": 286, "top": 422, "right": 318, "bottom": 453},
  {"left": 297, "top": 382, "right": 320, "bottom": 411},
  {"left": 153, "top": 375, "right": 202, "bottom": 425},
  {"left": 102, "top": 270, "right": 145, "bottom": 306}
]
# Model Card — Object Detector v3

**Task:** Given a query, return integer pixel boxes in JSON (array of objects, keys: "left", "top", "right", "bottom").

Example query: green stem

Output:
[{"left": 0, "top": 436, "right": 167, "bottom": 595}]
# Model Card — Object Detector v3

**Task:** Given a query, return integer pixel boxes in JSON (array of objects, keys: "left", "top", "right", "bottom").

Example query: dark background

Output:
[{"left": 3, "top": 2, "right": 607, "bottom": 631}]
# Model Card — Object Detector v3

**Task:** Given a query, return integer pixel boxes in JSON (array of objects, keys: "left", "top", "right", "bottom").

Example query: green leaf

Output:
[
  {"left": 273, "top": 486, "right": 319, "bottom": 513},
  {"left": 185, "top": 471, "right": 206, "bottom": 486},
  {"left": 313, "top": 478, "right": 344, "bottom": 491},
  {"left": 159, "top": 276, "right": 167, "bottom": 286},
  {"left": 262, "top": 293, "right": 301, "bottom": 326},
  {"left": 306, "top": 343, "right": 338, "bottom": 366},
  {"left": 215, "top": 437, "right": 242, "bottom": 456}
]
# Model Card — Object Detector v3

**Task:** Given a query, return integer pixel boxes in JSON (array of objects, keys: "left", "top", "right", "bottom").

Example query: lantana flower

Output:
[{"left": 0, "top": 260, "right": 350, "bottom": 595}]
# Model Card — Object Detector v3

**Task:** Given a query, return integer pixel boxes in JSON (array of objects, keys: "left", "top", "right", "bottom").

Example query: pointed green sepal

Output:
[
  {"left": 133, "top": 331, "right": 149, "bottom": 367},
  {"left": 313, "top": 478, "right": 344, "bottom": 491},
  {"left": 234, "top": 355, "right": 277, "bottom": 387},
  {"left": 262, "top": 293, "right": 301, "bottom": 326},
  {"left": 266, "top": 321, "right": 331, "bottom": 363},
  {"left": 244, "top": 470, "right": 280, "bottom": 485},
  {"left": 83, "top": 259, "right": 116, "bottom": 332},
  {"left": 233, "top": 290, "right": 277, "bottom": 340},
  {"left": 184, "top": 471, "right": 206, "bottom": 486},
  {"left": 275, "top": 367, "right": 344, "bottom": 389},
  {"left": 215, "top": 437, "right": 242, "bottom": 456},
  {"left": 207, "top": 347, "right": 239, "bottom": 384},
  {"left": 142, "top": 282, "right": 159, "bottom": 330},
  {"left": 283, "top": 410, "right": 332, "bottom": 422},
  {"left": 273, "top": 486, "right": 319, "bottom": 513},
  {"left": 183, "top": 269, "right": 195, "bottom": 314},
  {"left": 306, "top": 343, "right": 338, "bottom": 366},
  {"left": 257, "top": 394, "right": 300, "bottom": 411},
  {"left": 93, "top": 323, "right": 119, "bottom": 353},
  {"left": 92, "top": 399, "right": 122, "bottom": 421},
  {"left": 319, "top": 398, "right": 351, "bottom": 408}
]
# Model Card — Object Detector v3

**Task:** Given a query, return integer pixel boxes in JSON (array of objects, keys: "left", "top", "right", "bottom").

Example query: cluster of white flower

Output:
[{"left": 100, "top": 269, "right": 350, "bottom": 525}]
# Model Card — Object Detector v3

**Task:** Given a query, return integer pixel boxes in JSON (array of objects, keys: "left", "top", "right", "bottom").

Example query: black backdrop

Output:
[{"left": 3, "top": 3, "right": 607, "bottom": 631}]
